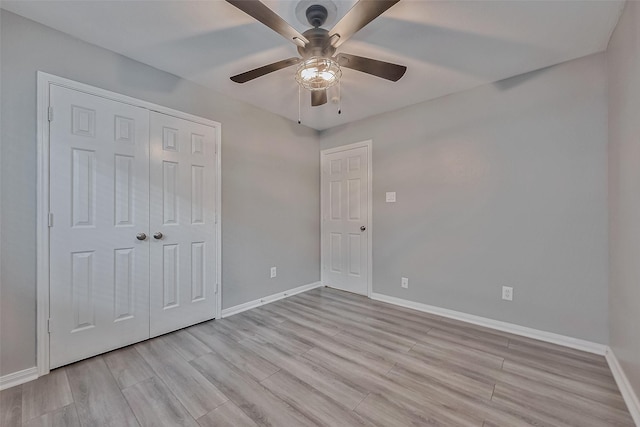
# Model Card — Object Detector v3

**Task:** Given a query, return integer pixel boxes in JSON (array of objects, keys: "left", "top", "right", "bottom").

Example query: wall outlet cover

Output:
[
  {"left": 270, "top": 267, "right": 277, "bottom": 278},
  {"left": 502, "top": 286, "right": 513, "bottom": 301},
  {"left": 401, "top": 277, "right": 409, "bottom": 288},
  {"left": 386, "top": 192, "right": 396, "bottom": 203}
]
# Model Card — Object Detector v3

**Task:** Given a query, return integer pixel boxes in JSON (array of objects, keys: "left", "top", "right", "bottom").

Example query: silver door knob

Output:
[
  {"left": 136, "top": 233, "right": 147, "bottom": 241},
  {"left": 360, "top": 226, "right": 366, "bottom": 231},
  {"left": 153, "top": 232, "right": 163, "bottom": 240}
]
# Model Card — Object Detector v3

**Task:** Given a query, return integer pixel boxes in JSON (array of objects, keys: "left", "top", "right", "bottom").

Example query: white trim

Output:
[
  {"left": 0, "top": 367, "right": 39, "bottom": 391},
  {"left": 36, "top": 72, "right": 223, "bottom": 377},
  {"left": 606, "top": 347, "right": 640, "bottom": 426},
  {"left": 36, "top": 72, "right": 51, "bottom": 377},
  {"left": 221, "top": 282, "right": 323, "bottom": 318},
  {"left": 320, "top": 140, "right": 373, "bottom": 298},
  {"left": 214, "top": 118, "right": 223, "bottom": 320},
  {"left": 370, "top": 292, "right": 607, "bottom": 355}
]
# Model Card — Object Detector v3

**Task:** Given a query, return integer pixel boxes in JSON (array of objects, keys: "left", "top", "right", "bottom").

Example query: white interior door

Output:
[
  {"left": 49, "top": 85, "right": 150, "bottom": 368},
  {"left": 321, "top": 144, "right": 370, "bottom": 295},
  {"left": 149, "top": 112, "right": 218, "bottom": 337}
]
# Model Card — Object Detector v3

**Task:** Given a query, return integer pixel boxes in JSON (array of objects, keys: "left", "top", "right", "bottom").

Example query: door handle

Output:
[
  {"left": 153, "top": 232, "right": 163, "bottom": 240},
  {"left": 360, "top": 226, "right": 366, "bottom": 231},
  {"left": 136, "top": 233, "right": 147, "bottom": 241}
]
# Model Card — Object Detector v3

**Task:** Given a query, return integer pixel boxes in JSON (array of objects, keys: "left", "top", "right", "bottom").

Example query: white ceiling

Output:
[{"left": 2, "top": 0, "right": 624, "bottom": 130}]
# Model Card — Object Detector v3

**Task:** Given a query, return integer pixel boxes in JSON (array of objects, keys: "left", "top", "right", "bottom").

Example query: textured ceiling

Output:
[{"left": 2, "top": 0, "right": 624, "bottom": 130}]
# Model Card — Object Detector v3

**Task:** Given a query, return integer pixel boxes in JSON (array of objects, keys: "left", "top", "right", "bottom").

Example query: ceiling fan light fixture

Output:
[{"left": 295, "top": 57, "right": 342, "bottom": 91}]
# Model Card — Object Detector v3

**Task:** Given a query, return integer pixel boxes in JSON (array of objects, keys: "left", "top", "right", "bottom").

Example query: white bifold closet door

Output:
[
  {"left": 149, "top": 112, "right": 217, "bottom": 337},
  {"left": 49, "top": 86, "right": 218, "bottom": 368}
]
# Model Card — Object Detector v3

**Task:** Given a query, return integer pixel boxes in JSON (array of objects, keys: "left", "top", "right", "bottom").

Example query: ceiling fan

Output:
[{"left": 226, "top": 0, "right": 407, "bottom": 107}]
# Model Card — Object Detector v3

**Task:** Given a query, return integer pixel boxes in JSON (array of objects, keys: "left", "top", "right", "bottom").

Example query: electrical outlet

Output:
[
  {"left": 386, "top": 192, "right": 396, "bottom": 203},
  {"left": 401, "top": 277, "right": 409, "bottom": 289},
  {"left": 270, "top": 267, "right": 277, "bottom": 278},
  {"left": 502, "top": 286, "right": 513, "bottom": 301}
]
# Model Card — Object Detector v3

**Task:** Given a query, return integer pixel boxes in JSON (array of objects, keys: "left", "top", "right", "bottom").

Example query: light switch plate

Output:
[{"left": 386, "top": 192, "right": 396, "bottom": 203}]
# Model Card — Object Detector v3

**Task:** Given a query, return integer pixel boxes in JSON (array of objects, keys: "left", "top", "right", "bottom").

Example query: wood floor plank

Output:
[
  {"left": 22, "top": 404, "right": 80, "bottom": 427},
  {"left": 261, "top": 370, "right": 372, "bottom": 426},
  {"left": 190, "top": 353, "right": 316, "bottom": 427},
  {"left": 122, "top": 377, "right": 198, "bottom": 427},
  {"left": 104, "top": 346, "right": 155, "bottom": 389},
  {"left": 237, "top": 308, "right": 286, "bottom": 328},
  {"left": 274, "top": 299, "right": 347, "bottom": 332},
  {"left": 492, "top": 381, "right": 635, "bottom": 427},
  {"left": 260, "top": 303, "right": 342, "bottom": 337},
  {"left": 302, "top": 346, "right": 486, "bottom": 426},
  {"left": 21, "top": 369, "right": 73, "bottom": 423},
  {"left": 504, "top": 342, "right": 614, "bottom": 379},
  {"left": 65, "top": 357, "right": 139, "bottom": 427},
  {"left": 495, "top": 373, "right": 634, "bottom": 425},
  {"left": 0, "top": 384, "right": 22, "bottom": 427},
  {"left": 196, "top": 401, "right": 258, "bottom": 427},
  {"left": 507, "top": 336, "right": 609, "bottom": 366},
  {"left": 355, "top": 392, "right": 481, "bottom": 427},
  {"left": 412, "top": 336, "right": 505, "bottom": 370},
  {"left": 239, "top": 334, "right": 368, "bottom": 410},
  {"left": 248, "top": 323, "right": 313, "bottom": 356},
  {"left": 490, "top": 385, "right": 587, "bottom": 427},
  {"left": 386, "top": 364, "right": 547, "bottom": 427},
  {"left": 500, "top": 360, "right": 628, "bottom": 410},
  {"left": 187, "top": 325, "right": 280, "bottom": 382},
  {"left": 134, "top": 337, "right": 227, "bottom": 419},
  {"left": 406, "top": 346, "right": 503, "bottom": 388},
  {"left": 161, "top": 329, "right": 212, "bottom": 362},
  {"left": 429, "top": 325, "right": 615, "bottom": 387},
  {"left": 286, "top": 298, "right": 419, "bottom": 351},
  {"left": 332, "top": 326, "right": 498, "bottom": 399},
  {"left": 191, "top": 319, "right": 253, "bottom": 342},
  {"left": 276, "top": 321, "right": 396, "bottom": 374}
]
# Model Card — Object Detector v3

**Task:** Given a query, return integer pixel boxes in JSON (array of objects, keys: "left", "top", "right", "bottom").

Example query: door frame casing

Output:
[
  {"left": 320, "top": 140, "right": 373, "bottom": 298},
  {"left": 36, "top": 72, "right": 222, "bottom": 377}
]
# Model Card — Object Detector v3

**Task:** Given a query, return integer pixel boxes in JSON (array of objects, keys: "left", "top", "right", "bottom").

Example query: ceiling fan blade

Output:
[
  {"left": 329, "top": 0, "right": 400, "bottom": 48},
  {"left": 226, "top": 0, "right": 309, "bottom": 46},
  {"left": 230, "top": 57, "right": 300, "bottom": 83},
  {"left": 336, "top": 53, "right": 406, "bottom": 81},
  {"left": 311, "top": 90, "right": 328, "bottom": 107}
]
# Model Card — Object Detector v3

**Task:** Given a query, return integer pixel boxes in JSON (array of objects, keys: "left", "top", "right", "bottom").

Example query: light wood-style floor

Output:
[{"left": 1, "top": 287, "right": 634, "bottom": 427}]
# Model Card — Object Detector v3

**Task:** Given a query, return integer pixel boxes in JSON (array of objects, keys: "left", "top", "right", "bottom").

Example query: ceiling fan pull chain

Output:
[
  {"left": 298, "top": 84, "right": 302, "bottom": 124},
  {"left": 338, "top": 80, "right": 342, "bottom": 115}
]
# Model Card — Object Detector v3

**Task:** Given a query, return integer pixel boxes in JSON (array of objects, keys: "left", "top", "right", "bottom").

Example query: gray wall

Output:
[
  {"left": 0, "top": 10, "right": 320, "bottom": 377},
  {"left": 321, "top": 53, "right": 609, "bottom": 343},
  {"left": 607, "top": 0, "right": 640, "bottom": 397}
]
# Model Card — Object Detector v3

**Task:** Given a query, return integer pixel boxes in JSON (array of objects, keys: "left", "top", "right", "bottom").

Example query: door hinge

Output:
[
  {"left": 47, "top": 318, "right": 53, "bottom": 333},
  {"left": 48, "top": 106, "right": 54, "bottom": 122},
  {"left": 48, "top": 212, "right": 54, "bottom": 227}
]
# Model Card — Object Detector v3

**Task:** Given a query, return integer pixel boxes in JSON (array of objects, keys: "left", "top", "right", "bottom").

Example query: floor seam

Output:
[
  {"left": 101, "top": 356, "right": 143, "bottom": 427},
  {"left": 353, "top": 392, "right": 371, "bottom": 412}
]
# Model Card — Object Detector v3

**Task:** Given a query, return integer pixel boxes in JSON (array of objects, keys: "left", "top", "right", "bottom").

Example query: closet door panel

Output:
[
  {"left": 149, "top": 112, "right": 218, "bottom": 337},
  {"left": 49, "top": 85, "right": 150, "bottom": 368}
]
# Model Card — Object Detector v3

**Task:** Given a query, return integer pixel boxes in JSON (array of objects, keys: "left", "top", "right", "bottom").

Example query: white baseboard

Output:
[
  {"left": 370, "top": 293, "right": 607, "bottom": 355},
  {"left": 606, "top": 347, "right": 640, "bottom": 426},
  {"left": 221, "top": 281, "right": 323, "bottom": 318},
  {"left": 0, "top": 366, "right": 38, "bottom": 391}
]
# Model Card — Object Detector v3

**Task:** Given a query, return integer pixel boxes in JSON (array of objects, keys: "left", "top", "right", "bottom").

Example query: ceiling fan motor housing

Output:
[
  {"left": 297, "top": 27, "right": 336, "bottom": 59},
  {"left": 297, "top": 5, "right": 336, "bottom": 59}
]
